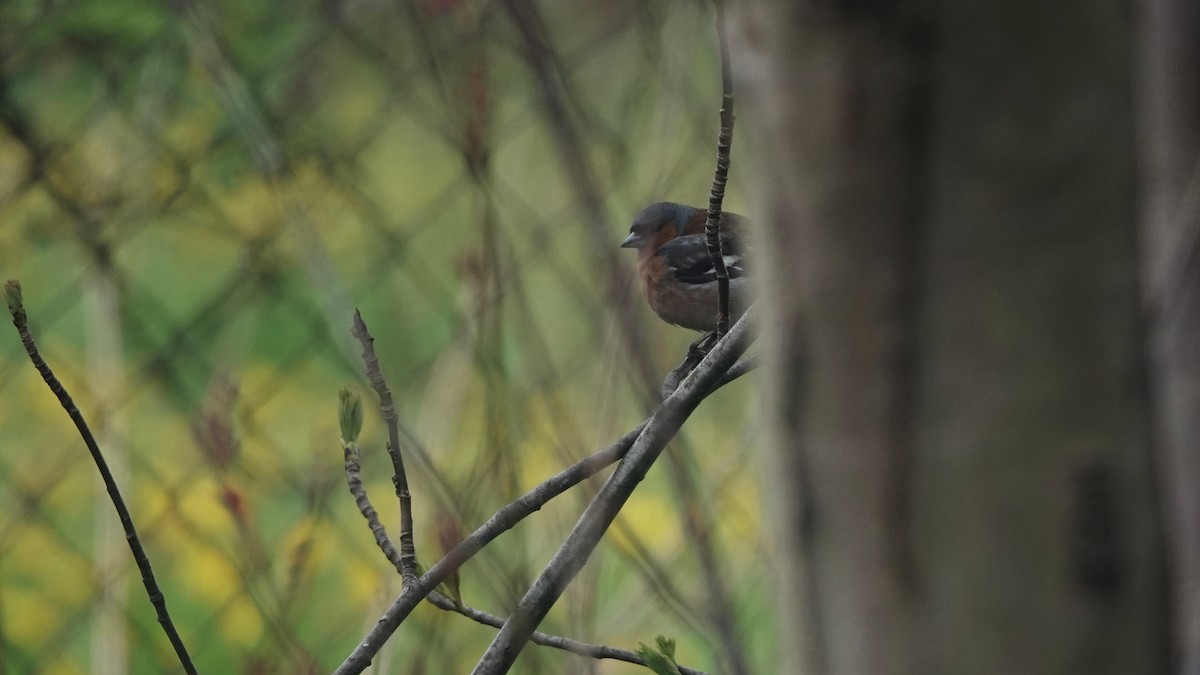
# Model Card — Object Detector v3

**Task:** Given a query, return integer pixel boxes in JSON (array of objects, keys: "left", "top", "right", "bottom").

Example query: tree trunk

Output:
[
  {"left": 1135, "top": 0, "right": 1200, "bottom": 670},
  {"left": 728, "top": 1, "right": 1169, "bottom": 673}
]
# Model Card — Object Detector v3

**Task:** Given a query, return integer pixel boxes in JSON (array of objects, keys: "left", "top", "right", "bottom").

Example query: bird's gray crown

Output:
[{"left": 632, "top": 201, "right": 693, "bottom": 232}]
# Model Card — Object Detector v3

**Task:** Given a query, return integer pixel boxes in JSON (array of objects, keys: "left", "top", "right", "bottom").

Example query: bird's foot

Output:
[{"left": 688, "top": 330, "right": 719, "bottom": 360}]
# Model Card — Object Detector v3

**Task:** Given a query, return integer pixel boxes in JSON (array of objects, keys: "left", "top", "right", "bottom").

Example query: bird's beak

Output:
[{"left": 620, "top": 232, "right": 641, "bottom": 249}]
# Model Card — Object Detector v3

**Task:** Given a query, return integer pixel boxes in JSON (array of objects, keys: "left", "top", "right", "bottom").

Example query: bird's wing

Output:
[{"left": 657, "top": 233, "right": 746, "bottom": 286}]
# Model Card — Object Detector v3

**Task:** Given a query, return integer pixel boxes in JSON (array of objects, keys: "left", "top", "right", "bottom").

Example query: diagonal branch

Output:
[
  {"left": 350, "top": 310, "right": 419, "bottom": 584},
  {"left": 341, "top": 435, "right": 711, "bottom": 674},
  {"left": 332, "top": 328, "right": 756, "bottom": 674},
  {"left": 680, "top": 9, "right": 750, "bottom": 672},
  {"left": 499, "top": 6, "right": 755, "bottom": 672},
  {"left": 469, "top": 309, "right": 756, "bottom": 675},
  {"left": 3, "top": 280, "right": 198, "bottom": 675}
]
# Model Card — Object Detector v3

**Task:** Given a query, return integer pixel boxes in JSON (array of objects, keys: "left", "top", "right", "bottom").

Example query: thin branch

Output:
[
  {"left": 332, "top": 341, "right": 755, "bottom": 674},
  {"left": 705, "top": 3, "right": 736, "bottom": 338},
  {"left": 350, "top": 309, "right": 419, "bottom": 584},
  {"left": 721, "top": 354, "right": 758, "bottom": 384},
  {"left": 678, "top": 9, "right": 751, "bottom": 672},
  {"left": 3, "top": 280, "right": 198, "bottom": 675},
  {"left": 469, "top": 309, "right": 756, "bottom": 675},
  {"left": 672, "top": 18, "right": 744, "bottom": 658},
  {"left": 494, "top": 11, "right": 756, "bottom": 671},
  {"left": 344, "top": 441, "right": 405, "bottom": 570},
  {"left": 658, "top": 345, "right": 756, "bottom": 675},
  {"left": 343, "top": 438, "right": 709, "bottom": 674},
  {"left": 428, "top": 591, "right": 708, "bottom": 675},
  {"left": 333, "top": 424, "right": 639, "bottom": 675}
]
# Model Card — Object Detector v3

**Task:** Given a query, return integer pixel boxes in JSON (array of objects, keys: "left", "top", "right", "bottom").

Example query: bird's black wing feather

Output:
[{"left": 658, "top": 234, "right": 745, "bottom": 286}]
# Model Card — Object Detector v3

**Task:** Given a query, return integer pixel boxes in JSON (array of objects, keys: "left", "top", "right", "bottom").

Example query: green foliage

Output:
[
  {"left": 636, "top": 635, "right": 683, "bottom": 675},
  {"left": 2, "top": 0, "right": 167, "bottom": 55},
  {"left": 3, "top": 279, "right": 22, "bottom": 316},
  {"left": 338, "top": 387, "right": 364, "bottom": 444}
]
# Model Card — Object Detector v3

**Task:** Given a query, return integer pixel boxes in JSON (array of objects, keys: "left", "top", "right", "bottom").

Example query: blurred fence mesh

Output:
[{"left": 0, "top": 0, "right": 765, "bottom": 672}]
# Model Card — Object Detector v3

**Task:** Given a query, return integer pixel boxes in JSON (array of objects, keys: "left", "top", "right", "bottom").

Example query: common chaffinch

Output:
[{"left": 620, "top": 201, "right": 749, "bottom": 333}]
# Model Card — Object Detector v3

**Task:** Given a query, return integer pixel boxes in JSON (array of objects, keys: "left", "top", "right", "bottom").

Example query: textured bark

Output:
[{"left": 728, "top": 1, "right": 1168, "bottom": 673}]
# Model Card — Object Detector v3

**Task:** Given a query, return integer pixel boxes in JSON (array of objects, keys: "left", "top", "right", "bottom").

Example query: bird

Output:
[{"left": 620, "top": 201, "right": 750, "bottom": 333}]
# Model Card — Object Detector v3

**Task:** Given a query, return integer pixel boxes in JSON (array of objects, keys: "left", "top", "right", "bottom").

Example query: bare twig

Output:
[
  {"left": 470, "top": 309, "right": 756, "bottom": 675},
  {"left": 430, "top": 590, "right": 708, "bottom": 675},
  {"left": 721, "top": 354, "right": 758, "bottom": 384},
  {"left": 332, "top": 340, "right": 755, "bottom": 674},
  {"left": 676, "top": 19, "right": 750, "bottom": 660},
  {"left": 343, "top": 435, "right": 709, "bottom": 674},
  {"left": 350, "top": 310, "right": 419, "bottom": 584},
  {"left": 3, "top": 280, "right": 198, "bottom": 675},
  {"left": 676, "top": 9, "right": 751, "bottom": 673},
  {"left": 705, "top": 3, "right": 736, "bottom": 338},
  {"left": 344, "top": 442, "right": 405, "bottom": 570},
  {"left": 333, "top": 424, "right": 639, "bottom": 675},
  {"left": 497, "top": 7, "right": 754, "bottom": 672}
]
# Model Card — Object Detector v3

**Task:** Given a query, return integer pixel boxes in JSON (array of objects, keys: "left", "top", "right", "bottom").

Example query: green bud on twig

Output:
[
  {"left": 635, "top": 636, "right": 682, "bottom": 675},
  {"left": 4, "top": 279, "right": 23, "bottom": 317},
  {"left": 339, "top": 386, "right": 364, "bottom": 444}
]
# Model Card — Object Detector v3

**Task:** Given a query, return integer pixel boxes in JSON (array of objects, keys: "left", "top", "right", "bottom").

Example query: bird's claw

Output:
[{"left": 688, "top": 330, "right": 720, "bottom": 360}]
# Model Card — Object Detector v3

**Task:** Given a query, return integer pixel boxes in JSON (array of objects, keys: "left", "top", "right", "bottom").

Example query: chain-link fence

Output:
[{"left": 0, "top": 0, "right": 764, "bottom": 672}]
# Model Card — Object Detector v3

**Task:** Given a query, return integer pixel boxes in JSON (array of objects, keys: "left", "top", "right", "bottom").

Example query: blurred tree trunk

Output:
[
  {"left": 1135, "top": 0, "right": 1200, "bottom": 670},
  {"left": 728, "top": 1, "right": 1168, "bottom": 674}
]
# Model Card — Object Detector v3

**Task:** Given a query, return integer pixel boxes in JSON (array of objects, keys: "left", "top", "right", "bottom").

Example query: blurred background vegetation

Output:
[{"left": 0, "top": 0, "right": 766, "bottom": 672}]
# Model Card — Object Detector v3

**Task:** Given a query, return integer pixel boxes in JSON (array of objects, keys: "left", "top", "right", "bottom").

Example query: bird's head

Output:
[{"left": 620, "top": 202, "right": 694, "bottom": 250}]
